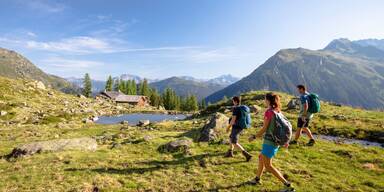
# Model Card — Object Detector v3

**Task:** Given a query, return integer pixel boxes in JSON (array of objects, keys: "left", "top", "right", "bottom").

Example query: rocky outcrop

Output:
[
  {"left": 287, "top": 98, "right": 300, "bottom": 109},
  {"left": 137, "top": 120, "right": 150, "bottom": 126},
  {"left": 198, "top": 113, "right": 229, "bottom": 142},
  {"left": 6, "top": 137, "right": 97, "bottom": 159},
  {"left": 159, "top": 139, "right": 192, "bottom": 153}
]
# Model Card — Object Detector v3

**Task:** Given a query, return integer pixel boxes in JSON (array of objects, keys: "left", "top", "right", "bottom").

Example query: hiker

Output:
[
  {"left": 290, "top": 85, "right": 316, "bottom": 146},
  {"left": 249, "top": 92, "right": 294, "bottom": 191},
  {"left": 225, "top": 96, "right": 253, "bottom": 161}
]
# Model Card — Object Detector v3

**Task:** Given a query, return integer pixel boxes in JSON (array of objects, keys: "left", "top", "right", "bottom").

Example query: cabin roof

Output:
[{"left": 99, "top": 91, "right": 147, "bottom": 103}]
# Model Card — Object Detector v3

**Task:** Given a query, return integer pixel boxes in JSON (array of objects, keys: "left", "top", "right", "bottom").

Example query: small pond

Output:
[
  {"left": 95, "top": 113, "right": 187, "bottom": 125},
  {"left": 314, "top": 134, "right": 383, "bottom": 148}
]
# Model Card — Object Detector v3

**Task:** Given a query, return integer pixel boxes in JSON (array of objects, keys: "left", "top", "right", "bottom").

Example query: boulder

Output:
[
  {"left": 137, "top": 120, "right": 150, "bottom": 126},
  {"left": 0, "top": 111, "right": 7, "bottom": 116},
  {"left": 143, "top": 135, "right": 153, "bottom": 142},
  {"left": 6, "top": 137, "right": 97, "bottom": 158},
  {"left": 82, "top": 118, "right": 93, "bottom": 124},
  {"left": 159, "top": 139, "right": 192, "bottom": 153},
  {"left": 35, "top": 81, "right": 46, "bottom": 90},
  {"left": 120, "top": 120, "right": 129, "bottom": 125},
  {"left": 287, "top": 98, "right": 300, "bottom": 109},
  {"left": 333, "top": 115, "right": 347, "bottom": 120},
  {"left": 77, "top": 94, "right": 87, "bottom": 99},
  {"left": 199, "top": 112, "right": 229, "bottom": 142},
  {"left": 249, "top": 105, "right": 262, "bottom": 114}
]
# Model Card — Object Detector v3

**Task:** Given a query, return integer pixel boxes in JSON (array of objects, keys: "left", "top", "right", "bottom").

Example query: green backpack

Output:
[{"left": 308, "top": 93, "right": 321, "bottom": 113}]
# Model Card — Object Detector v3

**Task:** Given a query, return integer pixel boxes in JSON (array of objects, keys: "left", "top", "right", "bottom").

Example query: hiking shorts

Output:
[
  {"left": 261, "top": 144, "right": 279, "bottom": 159},
  {"left": 297, "top": 117, "right": 311, "bottom": 128},
  {"left": 229, "top": 127, "right": 243, "bottom": 144}
]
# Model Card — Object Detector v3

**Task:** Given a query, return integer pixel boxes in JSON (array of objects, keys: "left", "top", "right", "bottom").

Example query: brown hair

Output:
[
  {"left": 297, "top": 84, "right": 306, "bottom": 91},
  {"left": 232, "top": 96, "right": 241, "bottom": 104},
  {"left": 265, "top": 92, "right": 281, "bottom": 111}
]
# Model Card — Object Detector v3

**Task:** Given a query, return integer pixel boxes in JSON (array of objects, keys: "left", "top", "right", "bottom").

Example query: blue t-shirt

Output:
[
  {"left": 299, "top": 92, "right": 313, "bottom": 119},
  {"left": 232, "top": 106, "right": 242, "bottom": 129}
]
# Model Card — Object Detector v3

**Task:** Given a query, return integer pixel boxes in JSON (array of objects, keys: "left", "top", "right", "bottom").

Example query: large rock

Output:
[
  {"left": 137, "top": 120, "right": 150, "bottom": 126},
  {"left": 159, "top": 139, "right": 192, "bottom": 153},
  {"left": 0, "top": 111, "right": 7, "bottom": 116},
  {"left": 199, "top": 113, "right": 229, "bottom": 142},
  {"left": 35, "top": 81, "right": 46, "bottom": 90},
  {"left": 249, "top": 105, "right": 262, "bottom": 114},
  {"left": 6, "top": 138, "right": 97, "bottom": 158},
  {"left": 287, "top": 98, "right": 300, "bottom": 109}
]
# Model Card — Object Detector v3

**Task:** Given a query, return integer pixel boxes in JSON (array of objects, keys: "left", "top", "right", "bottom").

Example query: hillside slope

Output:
[
  {"left": 0, "top": 47, "right": 77, "bottom": 93},
  {"left": 206, "top": 39, "right": 384, "bottom": 109}
]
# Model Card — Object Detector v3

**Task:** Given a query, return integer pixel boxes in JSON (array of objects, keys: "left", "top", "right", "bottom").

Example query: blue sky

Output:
[{"left": 1, "top": 0, "right": 384, "bottom": 80}]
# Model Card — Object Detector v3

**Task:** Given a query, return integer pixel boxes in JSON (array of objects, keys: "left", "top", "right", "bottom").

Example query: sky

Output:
[{"left": 0, "top": 0, "right": 384, "bottom": 80}]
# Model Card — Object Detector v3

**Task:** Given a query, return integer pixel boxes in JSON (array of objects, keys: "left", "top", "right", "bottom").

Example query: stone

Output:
[
  {"left": 333, "top": 115, "right": 347, "bottom": 120},
  {"left": 77, "top": 94, "right": 87, "bottom": 99},
  {"left": 249, "top": 105, "right": 262, "bottom": 114},
  {"left": 159, "top": 139, "right": 192, "bottom": 153},
  {"left": 198, "top": 112, "right": 229, "bottom": 142},
  {"left": 0, "top": 111, "right": 7, "bottom": 116},
  {"left": 143, "top": 135, "right": 153, "bottom": 142},
  {"left": 362, "top": 163, "right": 376, "bottom": 170},
  {"left": 120, "top": 120, "right": 129, "bottom": 125},
  {"left": 137, "top": 120, "right": 150, "bottom": 126},
  {"left": 36, "top": 81, "right": 46, "bottom": 90},
  {"left": 82, "top": 118, "right": 93, "bottom": 124},
  {"left": 110, "top": 142, "right": 122, "bottom": 149},
  {"left": 287, "top": 98, "right": 300, "bottom": 109},
  {"left": 6, "top": 137, "right": 97, "bottom": 159}
]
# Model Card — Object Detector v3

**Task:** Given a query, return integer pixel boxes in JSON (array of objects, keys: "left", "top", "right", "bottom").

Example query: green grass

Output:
[
  {"left": 0, "top": 121, "right": 383, "bottom": 191},
  {"left": 0, "top": 77, "right": 383, "bottom": 191}
]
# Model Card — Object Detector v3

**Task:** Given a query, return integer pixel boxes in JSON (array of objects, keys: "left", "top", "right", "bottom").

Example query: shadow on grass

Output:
[
  {"left": 65, "top": 152, "right": 225, "bottom": 175},
  {"left": 206, "top": 181, "right": 252, "bottom": 192}
]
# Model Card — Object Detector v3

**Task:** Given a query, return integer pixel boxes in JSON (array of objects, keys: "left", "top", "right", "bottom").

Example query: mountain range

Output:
[
  {"left": 206, "top": 38, "right": 384, "bottom": 109},
  {"left": 67, "top": 74, "right": 239, "bottom": 98}
]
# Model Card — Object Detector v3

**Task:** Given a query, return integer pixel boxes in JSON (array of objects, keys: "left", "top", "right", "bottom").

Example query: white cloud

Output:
[
  {"left": 26, "top": 36, "right": 112, "bottom": 54},
  {"left": 41, "top": 57, "right": 104, "bottom": 69},
  {"left": 23, "top": 0, "right": 66, "bottom": 13},
  {"left": 27, "top": 32, "right": 37, "bottom": 37}
]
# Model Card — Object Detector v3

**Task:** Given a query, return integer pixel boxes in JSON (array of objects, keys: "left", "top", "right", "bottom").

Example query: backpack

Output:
[
  {"left": 236, "top": 105, "right": 252, "bottom": 129},
  {"left": 268, "top": 111, "right": 292, "bottom": 146},
  {"left": 308, "top": 93, "right": 321, "bottom": 113}
]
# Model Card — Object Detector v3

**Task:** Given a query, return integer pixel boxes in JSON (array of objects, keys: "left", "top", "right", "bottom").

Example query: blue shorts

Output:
[{"left": 261, "top": 144, "right": 279, "bottom": 159}]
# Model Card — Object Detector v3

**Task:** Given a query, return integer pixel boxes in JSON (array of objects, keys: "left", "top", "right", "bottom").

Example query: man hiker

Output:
[
  {"left": 225, "top": 96, "right": 253, "bottom": 161},
  {"left": 290, "top": 85, "right": 316, "bottom": 146}
]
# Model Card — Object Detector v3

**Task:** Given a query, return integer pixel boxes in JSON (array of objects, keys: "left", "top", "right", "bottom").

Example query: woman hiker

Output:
[{"left": 249, "top": 92, "right": 295, "bottom": 191}]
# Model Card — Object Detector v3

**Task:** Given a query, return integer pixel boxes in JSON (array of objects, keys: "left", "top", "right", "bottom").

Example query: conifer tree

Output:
[
  {"left": 105, "top": 75, "right": 113, "bottom": 91},
  {"left": 82, "top": 73, "right": 92, "bottom": 98}
]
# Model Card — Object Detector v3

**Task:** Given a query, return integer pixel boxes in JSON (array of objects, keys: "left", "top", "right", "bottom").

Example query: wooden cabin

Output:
[{"left": 97, "top": 91, "right": 150, "bottom": 107}]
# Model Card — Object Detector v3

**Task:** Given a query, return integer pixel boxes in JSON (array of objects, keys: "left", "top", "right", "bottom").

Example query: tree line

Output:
[{"left": 82, "top": 74, "right": 206, "bottom": 111}]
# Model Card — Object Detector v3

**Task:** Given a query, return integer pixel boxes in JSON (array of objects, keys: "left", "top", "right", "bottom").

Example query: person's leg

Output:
[
  {"left": 262, "top": 155, "right": 288, "bottom": 184},
  {"left": 294, "top": 128, "right": 302, "bottom": 140},
  {"left": 236, "top": 142, "right": 253, "bottom": 161},
  {"left": 235, "top": 143, "right": 245, "bottom": 151},
  {"left": 256, "top": 154, "right": 265, "bottom": 178},
  {"left": 302, "top": 127, "right": 314, "bottom": 140}
]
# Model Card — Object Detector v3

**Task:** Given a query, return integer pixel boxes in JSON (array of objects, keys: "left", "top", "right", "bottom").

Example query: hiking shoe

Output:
[
  {"left": 242, "top": 151, "right": 253, "bottom": 162},
  {"left": 283, "top": 182, "right": 296, "bottom": 192},
  {"left": 224, "top": 150, "right": 234, "bottom": 158},
  {"left": 289, "top": 140, "right": 298, "bottom": 145},
  {"left": 307, "top": 139, "right": 315, "bottom": 146},
  {"left": 249, "top": 177, "right": 261, "bottom": 185}
]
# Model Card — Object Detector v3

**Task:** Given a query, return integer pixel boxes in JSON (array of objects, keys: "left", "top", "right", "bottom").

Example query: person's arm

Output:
[
  {"left": 256, "top": 115, "right": 271, "bottom": 137},
  {"left": 226, "top": 116, "right": 236, "bottom": 132}
]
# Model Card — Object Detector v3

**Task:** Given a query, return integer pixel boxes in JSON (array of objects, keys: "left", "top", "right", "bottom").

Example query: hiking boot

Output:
[
  {"left": 289, "top": 140, "right": 298, "bottom": 145},
  {"left": 283, "top": 182, "right": 296, "bottom": 192},
  {"left": 307, "top": 139, "right": 315, "bottom": 146},
  {"left": 249, "top": 177, "right": 261, "bottom": 185},
  {"left": 224, "top": 150, "right": 234, "bottom": 158},
  {"left": 242, "top": 151, "right": 253, "bottom": 162}
]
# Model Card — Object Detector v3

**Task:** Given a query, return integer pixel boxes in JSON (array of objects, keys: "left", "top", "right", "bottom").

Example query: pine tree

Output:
[
  {"left": 189, "top": 95, "right": 198, "bottom": 111},
  {"left": 150, "top": 88, "right": 162, "bottom": 107},
  {"left": 139, "top": 79, "right": 150, "bottom": 96},
  {"left": 131, "top": 80, "right": 137, "bottom": 95},
  {"left": 82, "top": 73, "right": 92, "bottom": 98},
  {"left": 119, "top": 79, "right": 125, "bottom": 93},
  {"left": 199, "top": 99, "right": 207, "bottom": 110},
  {"left": 113, "top": 78, "right": 120, "bottom": 91},
  {"left": 105, "top": 75, "right": 113, "bottom": 91}
]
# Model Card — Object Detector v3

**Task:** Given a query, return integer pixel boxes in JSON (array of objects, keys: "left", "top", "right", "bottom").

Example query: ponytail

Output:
[{"left": 265, "top": 92, "right": 281, "bottom": 111}]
